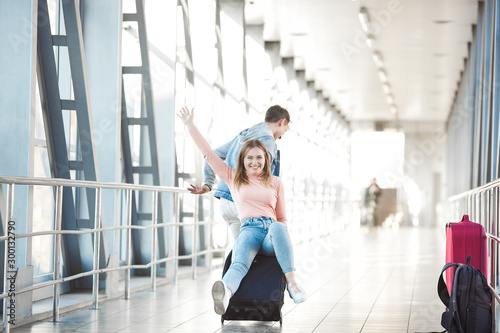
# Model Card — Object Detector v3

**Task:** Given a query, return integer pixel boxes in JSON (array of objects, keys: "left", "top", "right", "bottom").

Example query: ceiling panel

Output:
[{"left": 246, "top": 0, "right": 478, "bottom": 128}]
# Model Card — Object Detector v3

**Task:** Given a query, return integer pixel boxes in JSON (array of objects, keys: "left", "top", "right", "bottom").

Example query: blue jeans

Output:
[
  {"left": 222, "top": 216, "right": 295, "bottom": 294},
  {"left": 219, "top": 198, "right": 240, "bottom": 240}
]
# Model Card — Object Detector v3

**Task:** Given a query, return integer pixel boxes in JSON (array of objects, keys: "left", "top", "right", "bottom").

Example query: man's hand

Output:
[{"left": 188, "top": 184, "right": 211, "bottom": 195}]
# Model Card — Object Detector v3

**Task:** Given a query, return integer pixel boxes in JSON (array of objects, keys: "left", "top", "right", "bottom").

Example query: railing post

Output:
[
  {"left": 151, "top": 191, "right": 158, "bottom": 291},
  {"left": 479, "top": 193, "right": 484, "bottom": 226},
  {"left": 92, "top": 187, "right": 102, "bottom": 309},
  {"left": 174, "top": 193, "right": 180, "bottom": 285},
  {"left": 53, "top": 185, "right": 63, "bottom": 322},
  {"left": 493, "top": 187, "right": 499, "bottom": 332},
  {"left": 125, "top": 189, "right": 132, "bottom": 299},
  {"left": 192, "top": 196, "right": 199, "bottom": 279},
  {"left": 475, "top": 193, "right": 480, "bottom": 222},
  {"left": 2, "top": 184, "right": 14, "bottom": 333},
  {"left": 449, "top": 182, "right": 500, "bottom": 333}
]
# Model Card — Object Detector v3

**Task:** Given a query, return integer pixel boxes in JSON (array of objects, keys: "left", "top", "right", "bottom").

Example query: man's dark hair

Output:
[{"left": 265, "top": 105, "right": 290, "bottom": 123}]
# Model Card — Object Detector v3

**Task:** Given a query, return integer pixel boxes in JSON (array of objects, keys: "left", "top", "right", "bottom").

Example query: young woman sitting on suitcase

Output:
[{"left": 178, "top": 107, "right": 307, "bottom": 315}]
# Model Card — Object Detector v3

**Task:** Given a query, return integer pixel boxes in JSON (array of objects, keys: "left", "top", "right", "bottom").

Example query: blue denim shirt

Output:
[{"left": 203, "top": 122, "right": 281, "bottom": 202}]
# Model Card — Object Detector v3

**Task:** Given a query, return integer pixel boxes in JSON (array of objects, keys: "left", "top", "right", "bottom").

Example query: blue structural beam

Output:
[
  {"left": 37, "top": 0, "right": 108, "bottom": 286},
  {"left": 36, "top": 0, "right": 83, "bottom": 279}
]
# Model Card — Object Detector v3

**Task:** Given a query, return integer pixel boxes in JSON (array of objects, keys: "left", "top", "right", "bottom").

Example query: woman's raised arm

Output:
[{"left": 177, "top": 107, "right": 234, "bottom": 185}]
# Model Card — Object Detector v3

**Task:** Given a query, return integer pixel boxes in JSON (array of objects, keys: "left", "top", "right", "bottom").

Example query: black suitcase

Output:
[{"left": 221, "top": 250, "right": 286, "bottom": 325}]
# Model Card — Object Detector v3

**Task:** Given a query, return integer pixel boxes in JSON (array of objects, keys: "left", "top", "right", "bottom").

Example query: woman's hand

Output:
[{"left": 177, "top": 106, "right": 195, "bottom": 128}]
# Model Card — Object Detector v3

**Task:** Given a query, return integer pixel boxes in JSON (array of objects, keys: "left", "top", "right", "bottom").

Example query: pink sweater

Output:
[{"left": 189, "top": 126, "right": 287, "bottom": 224}]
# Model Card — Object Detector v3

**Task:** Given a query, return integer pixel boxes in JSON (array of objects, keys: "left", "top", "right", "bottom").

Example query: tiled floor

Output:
[{"left": 13, "top": 226, "right": 447, "bottom": 332}]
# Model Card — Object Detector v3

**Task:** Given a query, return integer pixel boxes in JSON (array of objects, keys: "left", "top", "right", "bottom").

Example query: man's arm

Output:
[{"left": 259, "top": 136, "right": 278, "bottom": 168}]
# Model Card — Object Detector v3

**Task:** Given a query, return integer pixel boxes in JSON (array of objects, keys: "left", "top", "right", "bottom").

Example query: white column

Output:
[
  {"left": 82, "top": 0, "right": 123, "bottom": 253},
  {"left": 0, "top": 0, "right": 38, "bottom": 267}
]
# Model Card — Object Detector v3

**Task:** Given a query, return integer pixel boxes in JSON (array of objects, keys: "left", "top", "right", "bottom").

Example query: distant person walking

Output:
[{"left": 365, "top": 178, "right": 381, "bottom": 227}]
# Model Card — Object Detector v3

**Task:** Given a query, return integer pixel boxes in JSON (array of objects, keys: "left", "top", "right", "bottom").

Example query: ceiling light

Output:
[
  {"left": 386, "top": 94, "right": 394, "bottom": 105},
  {"left": 378, "top": 69, "right": 388, "bottom": 83},
  {"left": 372, "top": 51, "right": 383, "bottom": 68},
  {"left": 389, "top": 106, "right": 397, "bottom": 114},
  {"left": 434, "top": 20, "right": 451, "bottom": 24},
  {"left": 382, "top": 83, "right": 390, "bottom": 94},
  {"left": 365, "top": 35, "right": 375, "bottom": 48},
  {"left": 358, "top": 7, "right": 370, "bottom": 33}
]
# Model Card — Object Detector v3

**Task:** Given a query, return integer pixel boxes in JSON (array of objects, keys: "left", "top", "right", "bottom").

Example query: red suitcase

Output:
[{"left": 445, "top": 214, "right": 488, "bottom": 294}]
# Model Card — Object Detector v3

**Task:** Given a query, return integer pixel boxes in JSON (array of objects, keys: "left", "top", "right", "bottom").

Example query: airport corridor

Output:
[{"left": 13, "top": 226, "right": 446, "bottom": 333}]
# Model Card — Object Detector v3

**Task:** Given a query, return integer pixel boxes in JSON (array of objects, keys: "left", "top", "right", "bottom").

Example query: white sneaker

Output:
[
  {"left": 287, "top": 282, "right": 307, "bottom": 304},
  {"left": 212, "top": 279, "right": 230, "bottom": 315}
]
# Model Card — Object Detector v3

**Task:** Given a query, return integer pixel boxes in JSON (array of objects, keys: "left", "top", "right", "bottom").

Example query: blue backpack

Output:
[{"left": 437, "top": 256, "right": 492, "bottom": 333}]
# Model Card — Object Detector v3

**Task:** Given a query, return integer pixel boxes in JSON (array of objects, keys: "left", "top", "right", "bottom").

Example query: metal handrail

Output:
[
  {"left": 0, "top": 176, "right": 187, "bottom": 192},
  {"left": 0, "top": 220, "right": 220, "bottom": 242},
  {"left": 448, "top": 178, "right": 500, "bottom": 201},
  {"left": 0, "top": 176, "right": 225, "bottom": 332},
  {"left": 448, "top": 180, "right": 500, "bottom": 331},
  {"left": 0, "top": 248, "right": 224, "bottom": 300},
  {"left": 486, "top": 233, "right": 500, "bottom": 303},
  {"left": 487, "top": 232, "right": 500, "bottom": 244}
]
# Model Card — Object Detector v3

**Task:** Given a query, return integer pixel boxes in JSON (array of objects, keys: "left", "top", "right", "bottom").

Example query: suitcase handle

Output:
[{"left": 446, "top": 214, "right": 472, "bottom": 228}]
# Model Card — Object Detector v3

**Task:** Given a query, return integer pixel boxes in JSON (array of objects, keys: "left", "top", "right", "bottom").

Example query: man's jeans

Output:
[
  {"left": 219, "top": 198, "right": 240, "bottom": 240},
  {"left": 222, "top": 216, "right": 295, "bottom": 294}
]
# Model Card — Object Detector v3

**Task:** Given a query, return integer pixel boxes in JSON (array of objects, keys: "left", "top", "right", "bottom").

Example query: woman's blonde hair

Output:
[{"left": 233, "top": 139, "right": 271, "bottom": 190}]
